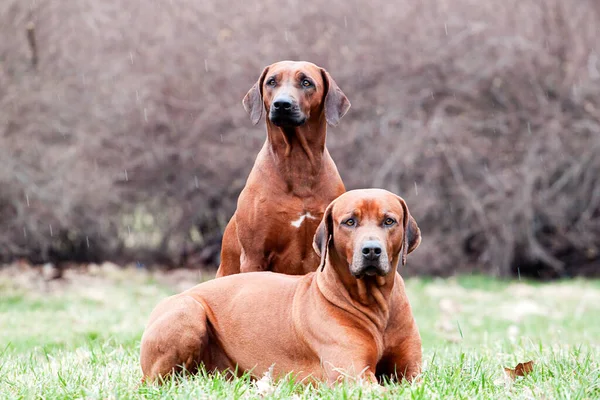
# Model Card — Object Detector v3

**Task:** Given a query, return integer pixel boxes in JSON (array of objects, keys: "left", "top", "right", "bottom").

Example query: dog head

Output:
[
  {"left": 243, "top": 60, "right": 350, "bottom": 128},
  {"left": 313, "top": 189, "right": 421, "bottom": 278}
]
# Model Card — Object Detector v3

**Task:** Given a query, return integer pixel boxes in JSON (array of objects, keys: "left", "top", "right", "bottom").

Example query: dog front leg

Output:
[
  {"left": 376, "top": 335, "right": 422, "bottom": 383},
  {"left": 320, "top": 353, "right": 381, "bottom": 387}
]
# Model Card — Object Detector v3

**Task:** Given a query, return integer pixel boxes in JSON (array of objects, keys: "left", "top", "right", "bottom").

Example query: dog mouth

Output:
[
  {"left": 269, "top": 110, "right": 306, "bottom": 127},
  {"left": 352, "top": 264, "right": 386, "bottom": 279},
  {"left": 363, "top": 266, "right": 379, "bottom": 276}
]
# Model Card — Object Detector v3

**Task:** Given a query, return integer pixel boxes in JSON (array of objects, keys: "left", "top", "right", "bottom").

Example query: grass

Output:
[{"left": 0, "top": 266, "right": 598, "bottom": 399}]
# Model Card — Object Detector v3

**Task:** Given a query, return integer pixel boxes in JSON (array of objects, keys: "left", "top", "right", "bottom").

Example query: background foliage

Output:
[{"left": 2, "top": 0, "right": 600, "bottom": 278}]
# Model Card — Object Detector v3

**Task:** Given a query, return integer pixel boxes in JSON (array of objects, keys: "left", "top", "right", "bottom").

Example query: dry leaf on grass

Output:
[{"left": 504, "top": 361, "right": 535, "bottom": 380}]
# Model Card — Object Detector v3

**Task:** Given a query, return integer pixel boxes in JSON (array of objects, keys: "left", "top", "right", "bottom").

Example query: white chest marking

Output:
[{"left": 291, "top": 212, "right": 317, "bottom": 228}]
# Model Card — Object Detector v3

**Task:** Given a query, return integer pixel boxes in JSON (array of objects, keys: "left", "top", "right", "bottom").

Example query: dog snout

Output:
[
  {"left": 273, "top": 98, "right": 293, "bottom": 111},
  {"left": 361, "top": 240, "right": 382, "bottom": 262},
  {"left": 269, "top": 95, "right": 306, "bottom": 127},
  {"left": 351, "top": 238, "right": 390, "bottom": 278}
]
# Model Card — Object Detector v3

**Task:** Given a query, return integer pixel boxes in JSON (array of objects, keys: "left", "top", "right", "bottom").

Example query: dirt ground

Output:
[{"left": 0, "top": 261, "right": 215, "bottom": 295}]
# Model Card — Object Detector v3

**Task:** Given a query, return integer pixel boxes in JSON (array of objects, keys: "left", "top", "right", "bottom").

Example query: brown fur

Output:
[
  {"left": 216, "top": 61, "right": 350, "bottom": 277},
  {"left": 140, "top": 189, "right": 422, "bottom": 385}
]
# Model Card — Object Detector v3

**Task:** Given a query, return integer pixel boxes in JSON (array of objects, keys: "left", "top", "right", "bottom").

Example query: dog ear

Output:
[
  {"left": 397, "top": 196, "right": 422, "bottom": 266},
  {"left": 313, "top": 200, "right": 335, "bottom": 271},
  {"left": 242, "top": 65, "right": 270, "bottom": 125},
  {"left": 320, "top": 68, "right": 351, "bottom": 127}
]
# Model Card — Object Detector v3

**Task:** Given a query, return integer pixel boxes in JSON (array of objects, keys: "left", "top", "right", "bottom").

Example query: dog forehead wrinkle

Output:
[
  {"left": 349, "top": 198, "right": 382, "bottom": 221},
  {"left": 266, "top": 72, "right": 280, "bottom": 82},
  {"left": 269, "top": 64, "right": 321, "bottom": 86},
  {"left": 369, "top": 197, "right": 403, "bottom": 217},
  {"left": 336, "top": 210, "right": 358, "bottom": 226},
  {"left": 380, "top": 208, "right": 400, "bottom": 219},
  {"left": 297, "top": 70, "right": 319, "bottom": 82}
]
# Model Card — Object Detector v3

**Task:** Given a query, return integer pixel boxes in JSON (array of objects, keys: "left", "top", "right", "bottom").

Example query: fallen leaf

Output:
[{"left": 504, "top": 361, "right": 534, "bottom": 380}]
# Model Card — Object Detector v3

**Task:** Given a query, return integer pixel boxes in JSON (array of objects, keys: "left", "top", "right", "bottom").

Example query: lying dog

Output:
[
  {"left": 216, "top": 61, "right": 350, "bottom": 277},
  {"left": 140, "top": 189, "right": 422, "bottom": 385}
]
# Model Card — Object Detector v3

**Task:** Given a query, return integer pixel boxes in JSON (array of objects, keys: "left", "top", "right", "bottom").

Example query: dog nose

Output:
[
  {"left": 273, "top": 98, "right": 293, "bottom": 111},
  {"left": 361, "top": 241, "right": 382, "bottom": 261}
]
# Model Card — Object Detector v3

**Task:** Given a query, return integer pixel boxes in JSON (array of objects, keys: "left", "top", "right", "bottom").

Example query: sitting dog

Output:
[
  {"left": 140, "top": 189, "right": 422, "bottom": 385},
  {"left": 216, "top": 61, "right": 349, "bottom": 277}
]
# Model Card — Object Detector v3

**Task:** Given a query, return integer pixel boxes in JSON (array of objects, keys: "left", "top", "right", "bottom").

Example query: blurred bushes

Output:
[{"left": 1, "top": 0, "right": 599, "bottom": 277}]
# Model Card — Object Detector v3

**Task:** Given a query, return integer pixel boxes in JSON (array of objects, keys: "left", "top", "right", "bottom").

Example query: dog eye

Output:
[
  {"left": 343, "top": 218, "right": 356, "bottom": 227},
  {"left": 266, "top": 78, "right": 276, "bottom": 87},
  {"left": 384, "top": 218, "right": 396, "bottom": 226},
  {"left": 301, "top": 79, "right": 312, "bottom": 87}
]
